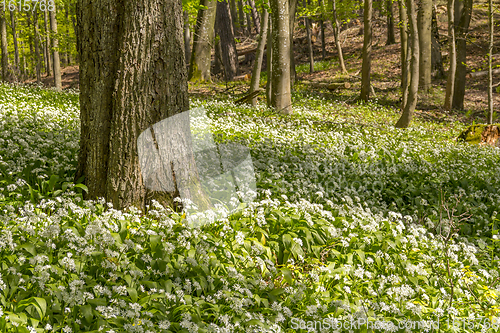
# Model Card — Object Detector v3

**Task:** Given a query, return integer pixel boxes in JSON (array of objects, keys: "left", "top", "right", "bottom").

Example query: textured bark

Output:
[
  {"left": 360, "top": 0, "right": 373, "bottom": 101},
  {"left": 289, "top": 0, "right": 298, "bottom": 86},
  {"left": 396, "top": 0, "right": 419, "bottom": 128},
  {"left": 386, "top": 0, "right": 395, "bottom": 45},
  {"left": 64, "top": 5, "right": 71, "bottom": 65},
  {"left": 332, "top": 0, "right": 347, "bottom": 73},
  {"left": 270, "top": 0, "right": 292, "bottom": 114},
  {"left": 43, "top": 9, "right": 52, "bottom": 76},
  {"left": 229, "top": 0, "right": 238, "bottom": 33},
  {"left": 76, "top": 0, "right": 204, "bottom": 211},
  {"left": 237, "top": 0, "right": 247, "bottom": 35},
  {"left": 444, "top": 0, "right": 456, "bottom": 110},
  {"left": 0, "top": 11, "right": 9, "bottom": 82},
  {"left": 10, "top": 10, "right": 20, "bottom": 77},
  {"left": 418, "top": 0, "right": 432, "bottom": 91},
  {"left": 452, "top": 0, "right": 472, "bottom": 110},
  {"left": 33, "top": 9, "right": 42, "bottom": 84},
  {"left": 50, "top": 8, "right": 62, "bottom": 90},
  {"left": 250, "top": 8, "right": 269, "bottom": 105},
  {"left": 488, "top": 0, "right": 493, "bottom": 124},
  {"left": 27, "top": 12, "right": 34, "bottom": 76},
  {"left": 188, "top": 0, "right": 217, "bottom": 82},
  {"left": 216, "top": 0, "right": 239, "bottom": 81},
  {"left": 304, "top": 0, "right": 314, "bottom": 73},
  {"left": 183, "top": 11, "right": 191, "bottom": 66},
  {"left": 248, "top": 0, "right": 261, "bottom": 34},
  {"left": 319, "top": 0, "right": 326, "bottom": 59}
]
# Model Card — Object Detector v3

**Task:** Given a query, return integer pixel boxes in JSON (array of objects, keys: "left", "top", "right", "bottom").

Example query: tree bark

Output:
[
  {"left": 360, "top": 0, "right": 373, "bottom": 101},
  {"left": 50, "top": 7, "right": 62, "bottom": 90},
  {"left": 183, "top": 10, "right": 191, "bottom": 66},
  {"left": 289, "top": 0, "right": 298, "bottom": 86},
  {"left": 0, "top": 10, "right": 9, "bottom": 82},
  {"left": 398, "top": 0, "right": 408, "bottom": 96},
  {"left": 237, "top": 0, "right": 247, "bottom": 35},
  {"left": 216, "top": 0, "right": 239, "bottom": 81},
  {"left": 386, "top": 0, "right": 395, "bottom": 45},
  {"left": 188, "top": 0, "right": 217, "bottom": 82},
  {"left": 248, "top": 0, "right": 261, "bottom": 34},
  {"left": 452, "top": 0, "right": 472, "bottom": 110},
  {"left": 250, "top": 7, "right": 269, "bottom": 105},
  {"left": 396, "top": 0, "right": 419, "bottom": 128},
  {"left": 229, "top": 0, "right": 238, "bottom": 33},
  {"left": 304, "top": 0, "right": 314, "bottom": 73},
  {"left": 266, "top": 15, "right": 272, "bottom": 106},
  {"left": 44, "top": 9, "right": 52, "bottom": 76},
  {"left": 10, "top": 9, "right": 20, "bottom": 78},
  {"left": 332, "top": 0, "right": 347, "bottom": 73},
  {"left": 270, "top": 0, "right": 292, "bottom": 114},
  {"left": 33, "top": 9, "right": 42, "bottom": 84},
  {"left": 488, "top": 0, "right": 493, "bottom": 124},
  {"left": 76, "top": 0, "right": 207, "bottom": 211},
  {"left": 319, "top": 0, "right": 326, "bottom": 59},
  {"left": 418, "top": 0, "right": 432, "bottom": 92},
  {"left": 431, "top": 5, "right": 444, "bottom": 79},
  {"left": 444, "top": 0, "right": 456, "bottom": 110}
]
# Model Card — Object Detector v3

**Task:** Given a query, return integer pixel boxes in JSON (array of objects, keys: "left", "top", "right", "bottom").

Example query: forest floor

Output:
[{"left": 30, "top": 5, "right": 500, "bottom": 125}]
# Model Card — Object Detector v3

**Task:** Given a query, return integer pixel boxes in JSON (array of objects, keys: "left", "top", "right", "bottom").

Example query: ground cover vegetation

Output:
[{"left": 0, "top": 83, "right": 499, "bottom": 332}]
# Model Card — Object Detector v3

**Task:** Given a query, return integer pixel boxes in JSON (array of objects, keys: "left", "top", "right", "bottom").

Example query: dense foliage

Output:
[{"left": 0, "top": 83, "right": 499, "bottom": 332}]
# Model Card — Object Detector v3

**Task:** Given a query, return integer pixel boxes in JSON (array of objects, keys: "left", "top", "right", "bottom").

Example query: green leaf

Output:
[
  {"left": 80, "top": 304, "right": 93, "bottom": 322},
  {"left": 33, "top": 297, "right": 47, "bottom": 318},
  {"left": 281, "top": 267, "right": 293, "bottom": 285},
  {"left": 127, "top": 287, "right": 138, "bottom": 302},
  {"left": 355, "top": 249, "right": 365, "bottom": 264}
]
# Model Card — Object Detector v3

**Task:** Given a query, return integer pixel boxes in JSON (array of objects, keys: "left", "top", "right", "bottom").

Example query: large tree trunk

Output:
[
  {"left": 396, "top": 0, "right": 419, "bottom": 128},
  {"left": 452, "top": 0, "right": 472, "bottom": 110},
  {"left": 418, "top": 0, "right": 432, "bottom": 92},
  {"left": 250, "top": 8, "right": 269, "bottom": 105},
  {"left": 304, "top": 0, "right": 314, "bottom": 73},
  {"left": 188, "top": 0, "right": 217, "bottom": 82},
  {"left": 386, "top": 0, "right": 395, "bottom": 45},
  {"left": 360, "top": 0, "right": 373, "bottom": 101},
  {"left": 332, "top": 0, "right": 347, "bottom": 73},
  {"left": 216, "top": 0, "right": 239, "bottom": 81},
  {"left": 33, "top": 9, "right": 42, "bottom": 84},
  {"left": 270, "top": 0, "right": 292, "bottom": 114},
  {"left": 0, "top": 10, "right": 9, "bottom": 82},
  {"left": 50, "top": 8, "right": 62, "bottom": 90},
  {"left": 10, "top": 9, "right": 20, "bottom": 79},
  {"left": 444, "top": 0, "right": 456, "bottom": 110},
  {"left": 76, "top": 0, "right": 206, "bottom": 211},
  {"left": 487, "top": 0, "right": 493, "bottom": 124}
]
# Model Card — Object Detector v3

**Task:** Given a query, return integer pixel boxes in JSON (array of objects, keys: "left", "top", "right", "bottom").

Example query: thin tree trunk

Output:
[
  {"left": 487, "top": 0, "right": 494, "bottom": 124},
  {"left": 245, "top": 4, "right": 253, "bottom": 35},
  {"left": 304, "top": 0, "right": 314, "bottom": 73},
  {"left": 33, "top": 9, "right": 42, "bottom": 84},
  {"left": 386, "top": 0, "right": 395, "bottom": 45},
  {"left": 216, "top": 0, "right": 239, "bottom": 81},
  {"left": 452, "top": 0, "right": 472, "bottom": 110},
  {"left": 44, "top": 9, "right": 52, "bottom": 76},
  {"left": 188, "top": 0, "right": 217, "bottom": 82},
  {"left": 50, "top": 7, "right": 62, "bottom": 90},
  {"left": 248, "top": 0, "right": 261, "bottom": 34},
  {"left": 399, "top": 0, "right": 408, "bottom": 94},
  {"left": 319, "top": 0, "right": 326, "bottom": 59},
  {"left": 10, "top": 9, "right": 20, "bottom": 78},
  {"left": 250, "top": 8, "right": 269, "bottom": 105},
  {"left": 360, "top": 0, "right": 373, "bottom": 101},
  {"left": 238, "top": 0, "right": 247, "bottom": 35},
  {"left": 20, "top": 38, "right": 26, "bottom": 78},
  {"left": 270, "top": 0, "right": 292, "bottom": 114},
  {"left": 431, "top": 5, "right": 444, "bottom": 79},
  {"left": 27, "top": 12, "right": 34, "bottom": 76},
  {"left": 0, "top": 11, "right": 9, "bottom": 82},
  {"left": 444, "top": 0, "right": 456, "bottom": 110},
  {"left": 229, "top": 0, "right": 238, "bottom": 33},
  {"left": 65, "top": 4, "right": 71, "bottom": 65},
  {"left": 332, "top": 0, "right": 347, "bottom": 73},
  {"left": 289, "top": 0, "right": 298, "bottom": 86},
  {"left": 183, "top": 10, "right": 191, "bottom": 66},
  {"left": 396, "top": 0, "right": 419, "bottom": 128},
  {"left": 418, "top": 0, "right": 432, "bottom": 91},
  {"left": 266, "top": 15, "right": 272, "bottom": 106}
]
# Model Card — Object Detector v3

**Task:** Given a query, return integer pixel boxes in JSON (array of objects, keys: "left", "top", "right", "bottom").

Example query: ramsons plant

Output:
[{"left": 0, "top": 83, "right": 499, "bottom": 332}]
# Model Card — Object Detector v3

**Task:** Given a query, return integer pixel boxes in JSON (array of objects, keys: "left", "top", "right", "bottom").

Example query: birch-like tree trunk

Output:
[{"left": 50, "top": 7, "right": 62, "bottom": 90}]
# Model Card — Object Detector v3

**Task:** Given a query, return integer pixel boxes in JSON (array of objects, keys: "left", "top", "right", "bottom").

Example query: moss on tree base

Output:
[{"left": 458, "top": 124, "right": 500, "bottom": 147}]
